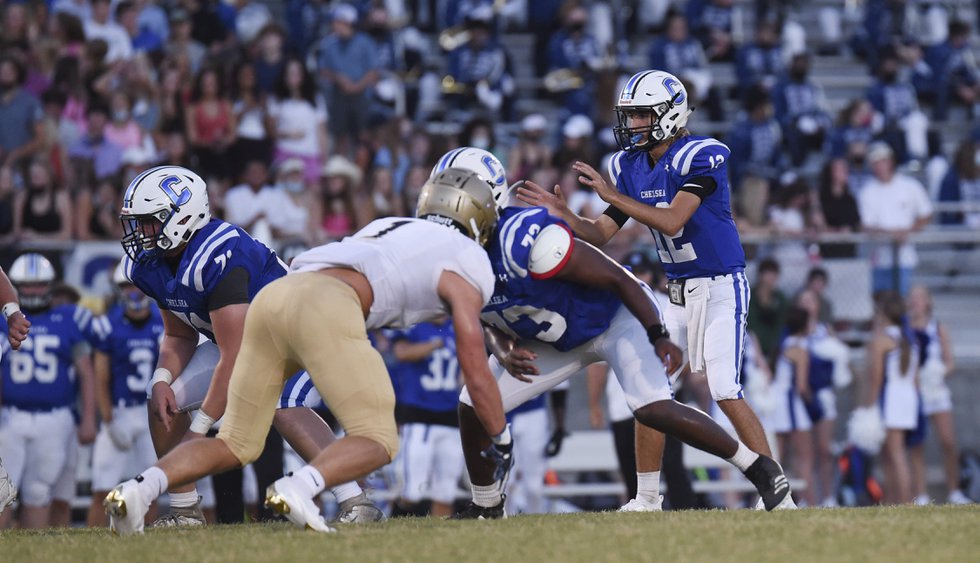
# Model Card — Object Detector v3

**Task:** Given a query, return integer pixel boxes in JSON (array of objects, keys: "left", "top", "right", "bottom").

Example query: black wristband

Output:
[{"left": 647, "top": 324, "right": 670, "bottom": 346}]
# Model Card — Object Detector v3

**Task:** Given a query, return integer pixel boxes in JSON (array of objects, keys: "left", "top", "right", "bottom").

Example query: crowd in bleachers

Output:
[{"left": 1, "top": 0, "right": 979, "bottom": 523}]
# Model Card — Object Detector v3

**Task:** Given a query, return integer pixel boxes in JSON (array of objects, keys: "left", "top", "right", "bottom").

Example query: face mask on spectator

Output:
[
  {"left": 282, "top": 179, "right": 305, "bottom": 193},
  {"left": 471, "top": 136, "right": 490, "bottom": 150},
  {"left": 113, "top": 110, "right": 130, "bottom": 122}
]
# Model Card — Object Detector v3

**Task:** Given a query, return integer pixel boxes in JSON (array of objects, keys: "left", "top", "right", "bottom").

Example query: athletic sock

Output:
[
  {"left": 292, "top": 465, "right": 327, "bottom": 498},
  {"left": 169, "top": 490, "right": 199, "bottom": 509},
  {"left": 727, "top": 442, "right": 761, "bottom": 472},
  {"left": 331, "top": 481, "right": 363, "bottom": 503},
  {"left": 471, "top": 484, "right": 502, "bottom": 508},
  {"left": 635, "top": 471, "right": 661, "bottom": 504},
  {"left": 135, "top": 466, "right": 169, "bottom": 506}
]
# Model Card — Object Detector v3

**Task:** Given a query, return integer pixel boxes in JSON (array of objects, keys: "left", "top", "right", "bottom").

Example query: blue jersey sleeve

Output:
[
  {"left": 180, "top": 224, "right": 245, "bottom": 295},
  {"left": 671, "top": 139, "right": 731, "bottom": 199},
  {"left": 497, "top": 207, "right": 570, "bottom": 280},
  {"left": 87, "top": 314, "right": 113, "bottom": 354},
  {"left": 68, "top": 304, "right": 94, "bottom": 354},
  {"left": 607, "top": 150, "right": 628, "bottom": 191}
]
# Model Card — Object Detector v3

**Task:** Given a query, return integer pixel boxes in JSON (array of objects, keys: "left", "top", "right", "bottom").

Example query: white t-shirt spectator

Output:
[
  {"left": 236, "top": 1, "right": 272, "bottom": 44},
  {"left": 859, "top": 173, "right": 933, "bottom": 268},
  {"left": 84, "top": 19, "right": 133, "bottom": 62},
  {"left": 224, "top": 183, "right": 309, "bottom": 244},
  {"left": 268, "top": 96, "right": 328, "bottom": 157}
]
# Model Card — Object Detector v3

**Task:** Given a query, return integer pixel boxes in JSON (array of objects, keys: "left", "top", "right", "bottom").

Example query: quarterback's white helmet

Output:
[
  {"left": 120, "top": 165, "right": 211, "bottom": 263},
  {"left": 9, "top": 252, "right": 56, "bottom": 310},
  {"left": 430, "top": 147, "right": 509, "bottom": 208},
  {"left": 614, "top": 70, "right": 693, "bottom": 152}
]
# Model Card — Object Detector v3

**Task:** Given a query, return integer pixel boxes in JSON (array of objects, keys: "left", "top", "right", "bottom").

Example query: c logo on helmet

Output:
[
  {"left": 159, "top": 176, "right": 192, "bottom": 207},
  {"left": 481, "top": 155, "right": 505, "bottom": 188},
  {"left": 662, "top": 77, "right": 686, "bottom": 105}
]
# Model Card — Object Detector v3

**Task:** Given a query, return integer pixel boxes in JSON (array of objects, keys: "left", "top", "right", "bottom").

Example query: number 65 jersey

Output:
[
  {"left": 482, "top": 207, "right": 621, "bottom": 352},
  {"left": 607, "top": 136, "right": 745, "bottom": 279},
  {"left": 0, "top": 304, "right": 92, "bottom": 410}
]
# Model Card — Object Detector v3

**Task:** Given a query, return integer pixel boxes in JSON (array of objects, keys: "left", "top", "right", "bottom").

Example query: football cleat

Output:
[
  {"left": 451, "top": 498, "right": 506, "bottom": 520},
  {"left": 104, "top": 480, "right": 149, "bottom": 535},
  {"left": 948, "top": 490, "right": 972, "bottom": 505},
  {"left": 336, "top": 493, "right": 386, "bottom": 524},
  {"left": 151, "top": 497, "right": 206, "bottom": 528},
  {"left": 618, "top": 495, "right": 663, "bottom": 512},
  {"left": 265, "top": 477, "right": 335, "bottom": 533},
  {"left": 0, "top": 460, "right": 16, "bottom": 516},
  {"left": 915, "top": 494, "right": 931, "bottom": 506},
  {"left": 743, "top": 455, "right": 796, "bottom": 511}
]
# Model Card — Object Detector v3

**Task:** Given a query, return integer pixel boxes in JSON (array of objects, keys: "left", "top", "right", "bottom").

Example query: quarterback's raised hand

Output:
[
  {"left": 572, "top": 161, "right": 617, "bottom": 203},
  {"left": 516, "top": 180, "right": 569, "bottom": 215}
]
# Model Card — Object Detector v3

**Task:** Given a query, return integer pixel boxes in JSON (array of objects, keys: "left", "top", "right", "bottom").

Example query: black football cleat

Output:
[
  {"left": 452, "top": 497, "right": 507, "bottom": 520},
  {"left": 744, "top": 455, "right": 797, "bottom": 511}
]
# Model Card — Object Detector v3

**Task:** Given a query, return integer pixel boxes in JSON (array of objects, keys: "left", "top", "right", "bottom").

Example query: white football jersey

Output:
[{"left": 290, "top": 217, "right": 495, "bottom": 329}]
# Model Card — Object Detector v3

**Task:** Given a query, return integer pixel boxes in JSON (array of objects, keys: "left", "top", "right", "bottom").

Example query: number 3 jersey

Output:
[
  {"left": 125, "top": 219, "right": 287, "bottom": 341},
  {"left": 387, "top": 319, "right": 460, "bottom": 425},
  {"left": 0, "top": 304, "right": 92, "bottom": 410},
  {"left": 607, "top": 135, "right": 745, "bottom": 279},
  {"left": 482, "top": 207, "right": 621, "bottom": 352},
  {"left": 87, "top": 304, "right": 164, "bottom": 405}
]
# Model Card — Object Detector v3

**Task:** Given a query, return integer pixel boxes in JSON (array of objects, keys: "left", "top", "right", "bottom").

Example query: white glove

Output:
[
  {"left": 106, "top": 415, "right": 131, "bottom": 450},
  {"left": 848, "top": 405, "right": 886, "bottom": 455}
]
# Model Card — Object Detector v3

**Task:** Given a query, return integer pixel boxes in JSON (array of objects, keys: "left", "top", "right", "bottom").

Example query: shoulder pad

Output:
[
  {"left": 529, "top": 223, "right": 574, "bottom": 279},
  {"left": 606, "top": 151, "right": 627, "bottom": 188},
  {"left": 180, "top": 222, "right": 243, "bottom": 292},
  {"left": 670, "top": 138, "right": 731, "bottom": 177},
  {"left": 498, "top": 207, "right": 560, "bottom": 279}
]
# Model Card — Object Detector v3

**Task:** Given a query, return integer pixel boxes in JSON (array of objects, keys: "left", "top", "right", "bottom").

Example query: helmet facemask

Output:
[
  {"left": 117, "top": 282, "right": 152, "bottom": 319},
  {"left": 613, "top": 90, "right": 683, "bottom": 152},
  {"left": 120, "top": 208, "right": 180, "bottom": 263},
  {"left": 16, "top": 282, "right": 51, "bottom": 312}
]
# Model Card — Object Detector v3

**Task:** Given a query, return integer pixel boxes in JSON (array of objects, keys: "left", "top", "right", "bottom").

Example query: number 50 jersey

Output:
[
  {"left": 0, "top": 304, "right": 92, "bottom": 410},
  {"left": 482, "top": 207, "right": 621, "bottom": 352},
  {"left": 87, "top": 304, "right": 165, "bottom": 405}
]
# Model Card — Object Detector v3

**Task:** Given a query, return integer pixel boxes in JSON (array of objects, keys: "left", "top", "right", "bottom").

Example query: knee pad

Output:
[{"left": 21, "top": 480, "right": 53, "bottom": 507}]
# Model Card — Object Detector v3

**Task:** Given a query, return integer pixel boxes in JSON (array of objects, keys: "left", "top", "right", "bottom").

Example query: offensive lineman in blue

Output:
[
  {"left": 109, "top": 165, "right": 381, "bottom": 526},
  {"left": 0, "top": 253, "right": 97, "bottom": 529},
  {"left": 518, "top": 72, "right": 784, "bottom": 505},
  {"left": 435, "top": 149, "right": 795, "bottom": 517},
  {"left": 86, "top": 259, "right": 165, "bottom": 526}
]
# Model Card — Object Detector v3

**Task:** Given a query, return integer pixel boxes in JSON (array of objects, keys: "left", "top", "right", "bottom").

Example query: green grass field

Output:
[{"left": 3, "top": 506, "right": 978, "bottom": 563}]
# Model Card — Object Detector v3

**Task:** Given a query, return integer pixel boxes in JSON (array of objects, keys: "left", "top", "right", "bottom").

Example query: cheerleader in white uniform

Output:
[
  {"left": 867, "top": 294, "right": 919, "bottom": 504},
  {"left": 906, "top": 286, "right": 971, "bottom": 505},
  {"left": 770, "top": 307, "right": 817, "bottom": 507}
]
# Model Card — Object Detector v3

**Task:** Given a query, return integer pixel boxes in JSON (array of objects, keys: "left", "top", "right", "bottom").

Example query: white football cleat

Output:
[
  {"left": 754, "top": 495, "right": 798, "bottom": 510},
  {"left": 915, "top": 494, "right": 931, "bottom": 506},
  {"left": 265, "top": 476, "right": 335, "bottom": 533},
  {"left": 104, "top": 480, "right": 149, "bottom": 535},
  {"left": 619, "top": 495, "right": 663, "bottom": 512},
  {"left": 0, "top": 460, "right": 16, "bottom": 516},
  {"left": 948, "top": 490, "right": 972, "bottom": 505}
]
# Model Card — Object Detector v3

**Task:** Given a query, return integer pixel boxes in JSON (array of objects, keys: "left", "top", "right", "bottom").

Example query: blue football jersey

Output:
[
  {"left": 0, "top": 304, "right": 92, "bottom": 410},
  {"left": 608, "top": 136, "right": 746, "bottom": 279},
  {"left": 389, "top": 320, "right": 459, "bottom": 414},
  {"left": 124, "top": 219, "right": 286, "bottom": 341},
  {"left": 482, "top": 207, "right": 621, "bottom": 352},
  {"left": 88, "top": 304, "right": 164, "bottom": 405}
]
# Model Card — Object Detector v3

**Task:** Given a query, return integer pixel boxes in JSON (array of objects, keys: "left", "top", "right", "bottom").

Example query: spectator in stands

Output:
[
  {"left": 0, "top": 165, "right": 18, "bottom": 243},
  {"left": 138, "top": 1, "right": 170, "bottom": 45},
  {"left": 735, "top": 20, "right": 784, "bottom": 103},
  {"left": 50, "top": 12, "right": 87, "bottom": 58},
  {"left": 0, "top": 2, "right": 36, "bottom": 53},
  {"left": 926, "top": 20, "right": 980, "bottom": 120},
  {"left": 117, "top": 0, "right": 164, "bottom": 57},
  {"left": 649, "top": 11, "right": 724, "bottom": 121},
  {"left": 818, "top": 158, "right": 862, "bottom": 259},
  {"left": 183, "top": 0, "right": 234, "bottom": 53},
  {"left": 367, "top": 165, "right": 399, "bottom": 218},
  {"left": 85, "top": 0, "right": 133, "bottom": 64},
  {"left": 316, "top": 155, "right": 362, "bottom": 240},
  {"left": 273, "top": 158, "right": 316, "bottom": 244},
  {"left": 459, "top": 116, "right": 502, "bottom": 160},
  {"left": 547, "top": 5, "right": 603, "bottom": 119},
  {"left": 686, "top": 0, "right": 735, "bottom": 62},
  {"left": 270, "top": 57, "right": 329, "bottom": 188},
  {"left": 251, "top": 24, "right": 286, "bottom": 96},
  {"left": 12, "top": 158, "right": 72, "bottom": 241},
  {"left": 224, "top": 160, "right": 308, "bottom": 245},
  {"left": 767, "top": 177, "right": 813, "bottom": 266},
  {"left": 851, "top": 0, "right": 909, "bottom": 68},
  {"left": 748, "top": 257, "right": 788, "bottom": 368},
  {"left": 798, "top": 267, "right": 833, "bottom": 325},
  {"left": 527, "top": 0, "right": 565, "bottom": 77},
  {"left": 232, "top": 0, "right": 272, "bottom": 45},
  {"left": 937, "top": 130, "right": 980, "bottom": 227},
  {"left": 68, "top": 103, "right": 123, "bottom": 185},
  {"left": 105, "top": 91, "right": 151, "bottom": 154},
  {"left": 317, "top": 3, "right": 379, "bottom": 158},
  {"left": 859, "top": 142, "right": 933, "bottom": 296},
  {"left": 155, "top": 62, "right": 189, "bottom": 141},
  {"left": 75, "top": 177, "right": 121, "bottom": 240},
  {"left": 166, "top": 9, "right": 206, "bottom": 77},
  {"left": 0, "top": 55, "right": 45, "bottom": 169},
  {"left": 867, "top": 48, "right": 930, "bottom": 164},
  {"left": 771, "top": 52, "right": 833, "bottom": 166},
  {"left": 231, "top": 61, "right": 273, "bottom": 166},
  {"left": 508, "top": 113, "right": 553, "bottom": 185},
  {"left": 553, "top": 114, "right": 595, "bottom": 172},
  {"left": 727, "top": 91, "right": 782, "bottom": 221},
  {"left": 445, "top": 6, "right": 513, "bottom": 118},
  {"left": 185, "top": 66, "right": 236, "bottom": 188},
  {"left": 828, "top": 98, "right": 876, "bottom": 161}
]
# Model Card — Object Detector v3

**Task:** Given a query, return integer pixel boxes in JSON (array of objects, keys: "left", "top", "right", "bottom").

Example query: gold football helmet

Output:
[{"left": 416, "top": 168, "right": 498, "bottom": 246}]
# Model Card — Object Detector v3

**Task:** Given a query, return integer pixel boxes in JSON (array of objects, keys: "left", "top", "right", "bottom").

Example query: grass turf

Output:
[{"left": 2, "top": 505, "right": 978, "bottom": 563}]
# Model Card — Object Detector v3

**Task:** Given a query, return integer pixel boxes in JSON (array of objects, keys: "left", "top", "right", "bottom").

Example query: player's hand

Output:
[
  {"left": 654, "top": 338, "right": 684, "bottom": 375},
  {"left": 481, "top": 441, "right": 514, "bottom": 485},
  {"left": 150, "top": 382, "right": 179, "bottom": 431},
  {"left": 544, "top": 429, "right": 567, "bottom": 457},
  {"left": 572, "top": 161, "right": 617, "bottom": 203},
  {"left": 502, "top": 347, "right": 539, "bottom": 382},
  {"left": 6, "top": 311, "right": 30, "bottom": 350},
  {"left": 78, "top": 418, "right": 98, "bottom": 445},
  {"left": 516, "top": 180, "right": 569, "bottom": 216}
]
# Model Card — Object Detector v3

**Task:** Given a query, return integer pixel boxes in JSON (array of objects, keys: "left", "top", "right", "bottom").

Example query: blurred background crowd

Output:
[{"left": 2, "top": 0, "right": 980, "bottom": 524}]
